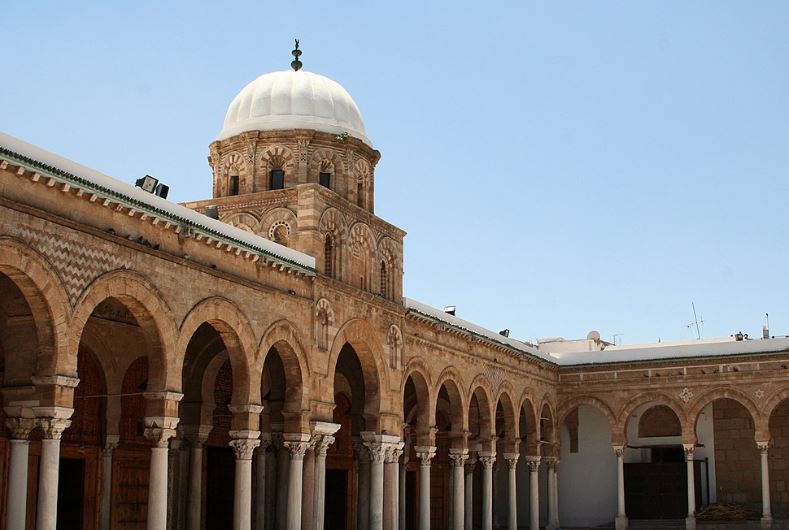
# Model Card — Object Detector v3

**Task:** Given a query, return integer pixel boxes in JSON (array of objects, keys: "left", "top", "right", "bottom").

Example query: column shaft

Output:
[
  {"left": 255, "top": 446, "right": 268, "bottom": 530},
  {"left": 234, "top": 458, "right": 254, "bottom": 530},
  {"left": 759, "top": 443, "right": 772, "bottom": 522},
  {"left": 277, "top": 444, "right": 290, "bottom": 530},
  {"left": 464, "top": 458, "right": 475, "bottom": 530},
  {"left": 100, "top": 441, "right": 117, "bottom": 530},
  {"left": 36, "top": 438, "right": 62, "bottom": 530},
  {"left": 6, "top": 439, "right": 30, "bottom": 530},
  {"left": 301, "top": 448, "right": 315, "bottom": 530},
  {"left": 187, "top": 444, "right": 204, "bottom": 530},
  {"left": 506, "top": 457, "right": 518, "bottom": 530},
  {"left": 356, "top": 453, "right": 371, "bottom": 530},
  {"left": 685, "top": 445, "right": 696, "bottom": 530},
  {"left": 480, "top": 453, "right": 495, "bottom": 530},
  {"left": 415, "top": 447, "right": 436, "bottom": 530},
  {"left": 313, "top": 435, "right": 334, "bottom": 530},
  {"left": 384, "top": 459, "right": 397, "bottom": 530},
  {"left": 285, "top": 442, "right": 309, "bottom": 530},
  {"left": 149, "top": 446, "right": 170, "bottom": 530},
  {"left": 527, "top": 458, "right": 540, "bottom": 530},
  {"left": 399, "top": 462, "right": 407, "bottom": 530},
  {"left": 453, "top": 462, "right": 465, "bottom": 530},
  {"left": 370, "top": 456, "right": 385, "bottom": 530}
]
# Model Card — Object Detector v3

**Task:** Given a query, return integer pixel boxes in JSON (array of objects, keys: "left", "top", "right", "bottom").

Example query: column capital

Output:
[
  {"left": 448, "top": 449, "right": 469, "bottom": 468},
  {"left": 612, "top": 445, "right": 625, "bottom": 458},
  {"left": 315, "top": 435, "right": 336, "bottom": 456},
  {"left": 145, "top": 427, "right": 178, "bottom": 448},
  {"left": 414, "top": 445, "right": 437, "bottom": 466},
  {"left": 385, "top": 442, "right": 405, "bottom": 463},
  {"left": 354, "top": 440, "right": 371, "bottom": 463},
  {"left": 230, "top": 437, "right": 261, "bottom": 460},
  {"left": 37, "top": 417, "right": 72, "bottom": 440},
  {"left": 464, "top": 453, "right": 478, "bottom": 473},
  {"left": 503, "top": 452, "right": 520, "bottom": 469},
  {"left": 525, "top": 455, "right": 541, "bottom": 472},
  {"left": 5, "top": 417, "right": 36, "bottom": 440},
  {"left": 757, "top": 441, "right": 770, "bottom": 454},
  {"left": 543, "top": 456, "right": 559, "bottom": 471},
  {"left": 683, "top": 443, "right": 696, "bottom": 461},
  {"left": 478, "top": 451, "right": 496, "bottom": 469},
  {"left": 284, "top": 440, "right": 311, "bottom": 460}
]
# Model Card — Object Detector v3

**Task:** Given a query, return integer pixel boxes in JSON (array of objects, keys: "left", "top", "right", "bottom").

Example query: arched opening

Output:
[
  {"left": 623, "top": 401, "right": 696, "bottom": 520},
  {"left": 260, "top": 341, "right": 305, "bottom": 529},
  {"left": 557, "top": 404, "right": 616, "bottom": 527},
  {"left": 229, "top": 174, "right": 240, "bottom": 196},
  {"left": 380, "top": 261, "right": 388, "bottom": 298},
  {"left": 73, "top": 290, "right": 168, "bottom": 530},
  {"left": 467, "top": 387, "right": 492, "bottom": 529},
  {"left": 270, "top": 169, "right": 285, "bottom": 190},
  {"left": 326, "top": 343, "right": 368, "bottom": 530},
  {"left": 696, "top": 398, "right": 759, "bottom": 515},
  {"left": 769, "top": 399, "right": 789, "bottom": 517},
  {"left": 179, "top": 321, "right": 247, "bottom": 530},
  {"left": 493, "top": 394, "right": 517, "bottom": 528}
]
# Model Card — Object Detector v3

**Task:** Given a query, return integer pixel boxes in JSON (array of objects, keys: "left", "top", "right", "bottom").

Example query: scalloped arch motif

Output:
[
  {"left": 260, "top": 145, "right": 295, "bottom": 170},
  {"left": 354, "top": 158, "right": 371, "bottom": 183},
  {"left": 387, "top": 324, "right": 403, "bottom": 370},
  {"left": 320, "top": 208, "right": 346, "bottom": 237},
  {"left": 223, "top": 152, "right": 244, "bottom": 173},
  {"left": 315, "top": 298, "right": 335, "bottom": 351}
]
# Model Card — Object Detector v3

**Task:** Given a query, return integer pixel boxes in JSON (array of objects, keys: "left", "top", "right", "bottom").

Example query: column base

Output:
[
  {"left": 615, "top": 515, "right": 628, "bottom": 530},
  {"left": 761, "top": 515, "right": 773, "bottom": 529},
  {"left": 685, "top": 515, "right": 696, "bottom": 530}
]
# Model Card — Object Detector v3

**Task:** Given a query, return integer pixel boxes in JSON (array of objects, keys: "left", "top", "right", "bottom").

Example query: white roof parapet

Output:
[
  {"left": 552, "top": 336, "right": 789, "bottom": 366},
  {"left": 0, "top": 132, "right": 315, "bottom": 274},
  {"left": 404, "top": 298, "right": 550, "bottom": 362}
]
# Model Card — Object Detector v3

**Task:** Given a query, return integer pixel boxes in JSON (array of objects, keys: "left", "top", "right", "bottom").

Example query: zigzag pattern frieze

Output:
[{"left": 18, "top": 226, "right": 131, "bottom": 305}]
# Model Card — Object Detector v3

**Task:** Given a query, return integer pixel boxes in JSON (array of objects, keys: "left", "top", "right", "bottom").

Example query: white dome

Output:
[{"left": 218, "top": 70, "right": 371, "bottom": 146}]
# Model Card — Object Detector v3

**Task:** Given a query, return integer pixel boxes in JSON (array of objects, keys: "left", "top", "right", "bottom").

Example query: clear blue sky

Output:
[{"left": 4, "top": 1, "right": 788, "bottom": 345}]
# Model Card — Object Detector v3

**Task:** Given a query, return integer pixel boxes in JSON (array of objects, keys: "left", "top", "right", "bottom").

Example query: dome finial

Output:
[{"left": 291, "top": 39, "right": 303, "bottom": 71}]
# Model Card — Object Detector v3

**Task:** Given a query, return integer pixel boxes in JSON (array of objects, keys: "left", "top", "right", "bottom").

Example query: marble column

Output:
[
  {"left": 145, "top": 425, "right": 179, "bottom": 530},
  {"left": 758, "top": 442, "right": 772, "bottom": 526},
  {"left": 399, "top": 456, "right": 408, "bottom": 530},
  {"left": 230, "top": 432, "right": 261, "bottom": 530},
  {"left": 449, "top": 450, "right": 468, "bottom": 530},
  {"left": 313, "top": 434, "right": 336, "bottom": 530},
  {"left": 545, "top": 458, "right": 559, "bottom": 530},
  {"left": 5, "top": 418, "right": 35, "bottom": 530},
  {"left": 284, "top": 438, "right": 311, "bottom": 530},
  {"left": 464, "top": 455, "right": 477, "bottom": 530},
  {"left": 355, "top": 442, "right": 371, "bottom": 530},
  {"left": 34, "top": 417, "right": 71, "bottom": 530},
  {"left": 301, "top": 442, "right": 316, "bottom": 530},
  {"left": 365, "top": 442, "right": 386, "bottom": 530},
  {"left": 415, "top": 446, "right": 436, "bottom": 530},
  {"left": 478, "top": 452, "right": 495, "bottom": 530},
  {"left": 384, "top": 445, "right": 404, "bottom": 530},
  {"left": 684, "top": 444, "right": 696, "bottom": 530},
  {"left": 526, "top": 457, "right": 541, "bottom": 530},
  {"left": 503, "top": 454, "right": 519, "bottom": 530},
  {"left": 101, "top": 436, "right": 120, "bottom": 530},
  {"left": 184, "top": 426, "right": 211, "bottom": 530},
  {"left": 613, "top": 446, "right": 627, "bottom": 530},
  {"left": 255, "top": 437, "right": 272, "bottom": 530}
]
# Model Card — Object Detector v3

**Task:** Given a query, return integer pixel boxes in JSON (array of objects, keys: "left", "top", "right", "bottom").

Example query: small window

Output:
[
  {"left": 324, "top": 234, "right": 334, "bottom": 277},
  {"left": 319, "top": 172, "right": 331, "bottom": 189},
  {"left": 357, "top": 181, "right": 364, "bottom": 207},
  {"left": 270, "top": 169, "right": 285, "bottom": 190},
  {"left": 229, "top": 175, "right": 239, "bottom": 196},
  {"left": 380, "top": 261, "right": 388, "bottom": 297}
]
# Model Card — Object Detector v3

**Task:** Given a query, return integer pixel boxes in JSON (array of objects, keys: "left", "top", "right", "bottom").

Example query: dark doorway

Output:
[
  {"left": 57, "top": 458, "right": 85, "bottom": 529},
  {"left": 406, "top": 469, "right": 417, "bottom": 530},
  {"left": 625, "top": 458, "right": 702, "bottom": 519},
  {"left": 206, "top": 447, "right": 235, "bottom": 529},
  {"left": 325, "top": 469, "right": 348, "bottom": 529}
]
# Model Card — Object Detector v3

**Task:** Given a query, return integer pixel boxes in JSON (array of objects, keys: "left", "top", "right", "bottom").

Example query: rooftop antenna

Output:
[
  {"left": 686, "top": 302, "right": 704, "bottom": 340},
  {"left": 291, "top": 39, "right": 303, "bottom": 71},
  {"left": 612, "top": 333, "right": 623, "bottom": 346}
]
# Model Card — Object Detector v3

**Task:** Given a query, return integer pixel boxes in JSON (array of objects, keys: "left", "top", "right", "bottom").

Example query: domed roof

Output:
[{"left": 218, "top": 70, "right": 371, "bottom": 146}]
